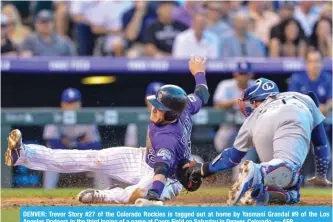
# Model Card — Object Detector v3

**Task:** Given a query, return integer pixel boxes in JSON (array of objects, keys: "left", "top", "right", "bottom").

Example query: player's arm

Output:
[
  {"left": 186, "top": 119, "right": 252, "bottom": 177},
  {"left": 142, "top": 161, "right": 170, "bottom": 202},
  {"left": 187, "top": 56, "right": 210, "bottom": 114},
  {"left": 195, "top": 146, "right": 247, "bottom": 178},
  {"left": 305, "top": 92, "right": 332, "bottom": 185},
  {"left": 138, "top": 134, "right": 176, "bottom": 204}
]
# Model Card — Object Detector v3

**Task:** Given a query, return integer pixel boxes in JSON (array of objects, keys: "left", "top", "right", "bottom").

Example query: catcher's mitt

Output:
[{"left": 176, "top": 161, "right": 202, "bottom": 192}]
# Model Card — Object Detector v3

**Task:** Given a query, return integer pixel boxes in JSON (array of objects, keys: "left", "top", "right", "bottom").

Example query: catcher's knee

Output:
[{"left": 261, "top": 159, "right": 300, "bottom": 188}]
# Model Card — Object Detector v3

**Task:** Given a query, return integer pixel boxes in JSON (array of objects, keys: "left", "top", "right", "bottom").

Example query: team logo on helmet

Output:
[
  {"left": 262, "top": 81, "right": 275, "bottom": 91},
  {"left": 157, "top": 91, "right": 163, "bottom": 102}
]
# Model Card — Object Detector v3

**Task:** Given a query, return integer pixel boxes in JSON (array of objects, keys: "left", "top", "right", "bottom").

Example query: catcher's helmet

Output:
[
  {"left": 147, "top": 84, "right": 188, "bottom": 121},
  {"left": 243, "top": 78, "right": 279, "bottom": 102}
]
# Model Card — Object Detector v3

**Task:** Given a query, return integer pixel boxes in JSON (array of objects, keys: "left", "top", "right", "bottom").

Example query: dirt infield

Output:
[{"left": 2, "top": 190, "right": 332, "bottom": 208}]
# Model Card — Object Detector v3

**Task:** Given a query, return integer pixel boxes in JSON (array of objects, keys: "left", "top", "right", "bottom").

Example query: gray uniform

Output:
[{"left": 234, "top": 92, "right": 325, "bottom": 167}]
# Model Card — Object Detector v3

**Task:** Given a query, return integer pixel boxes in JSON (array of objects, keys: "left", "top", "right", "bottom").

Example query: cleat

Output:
[
  {"left": 227, "top": 160, "right": 261, "bottom": 206},
  {"left": 78, "top": 184, "right": 121, "bottom": 204},
  {"left": 78, "top": 189, "right": 107, "bottom": 203},
  {"left": 239, "top": 189, "right": 255, "bottom": 206},
  {"left": 5, "top": 129, "right": 23, "bottom": 166}
]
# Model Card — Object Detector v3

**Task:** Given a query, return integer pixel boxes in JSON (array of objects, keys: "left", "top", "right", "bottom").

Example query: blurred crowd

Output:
[{"left": 1, "top": 0, "right": 332, "bottom": 58}]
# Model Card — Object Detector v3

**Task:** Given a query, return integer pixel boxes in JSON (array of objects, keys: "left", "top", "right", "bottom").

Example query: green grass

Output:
[
  {"left": 1, "top": 187, "right": 331, "bottom": 222},
  {"left": 1, "top": 187, "right": 331, "bottom": 198},
  {"left": 1, "top": 209, "right": 20, "bottom": 222}
]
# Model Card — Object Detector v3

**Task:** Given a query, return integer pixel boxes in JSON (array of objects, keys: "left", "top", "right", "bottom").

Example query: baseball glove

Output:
[{"left": 176, "top": 161, "right": 202, "bottom": 192}]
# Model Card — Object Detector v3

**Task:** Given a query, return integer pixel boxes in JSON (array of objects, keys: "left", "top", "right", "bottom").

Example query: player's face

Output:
[
  {"left": 61, "top": 101, "right": 82, "bottom": 110},
  {"left": 150, "top": 106, "right": 166, "bottom": 124},
  {"left": 306, "top": 52, "right": 323, "bottom": 79},
  {"left": 251, "top": 101, "right": 262, "bottom": 109}
]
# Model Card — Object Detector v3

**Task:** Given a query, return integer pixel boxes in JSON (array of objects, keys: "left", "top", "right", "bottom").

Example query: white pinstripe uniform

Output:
[{"left": 14, "top": 145, "right": 182, "bottom": 203}]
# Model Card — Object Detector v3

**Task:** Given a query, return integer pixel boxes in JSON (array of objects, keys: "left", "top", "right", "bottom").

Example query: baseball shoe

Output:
[
  {"left": 227, "top": 160, "right": 262, "bottom": 206},
  {"left": 239, "top": 189, "right": 255, "bottom": 206},
  {"left": 78, "top": 189, "right": 106, "bottom": 203},
  {"left": 78, "top": 184, "right": 120, "bottom": 203},
  {"left": 5, "top": 129, "right": 23, "bottom": 166},
  {"left": 239, "top": 184, "right": 269, "bottom": 206}
]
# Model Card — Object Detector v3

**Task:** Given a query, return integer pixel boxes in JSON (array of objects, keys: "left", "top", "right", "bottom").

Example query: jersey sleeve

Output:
[
  {"left": 233, "top": 117, "right": 254, "bottom": 151},
  {"left": 152, "top": 132, "right": 177, "bottom": 167},
  {"left": 186, "top": 93, "right": 203, "bottom": 115}
]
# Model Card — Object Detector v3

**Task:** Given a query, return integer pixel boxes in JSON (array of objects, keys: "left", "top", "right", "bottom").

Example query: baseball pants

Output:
[{"left": 14, "top": 144, "right": 182, "bottom": 203}]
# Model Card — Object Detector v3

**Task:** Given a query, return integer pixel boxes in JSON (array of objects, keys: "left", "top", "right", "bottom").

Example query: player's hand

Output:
[
  {"left": 307, "top": 176, "right": 332, "bottom": 186},
  {"left": 189, "top": 56, "right": 206, "bottom": 76}
]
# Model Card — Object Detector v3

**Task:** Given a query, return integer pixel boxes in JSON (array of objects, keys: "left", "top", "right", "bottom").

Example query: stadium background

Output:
[{"left": 1, "top": 1, "right": 332, "bottom": 221}]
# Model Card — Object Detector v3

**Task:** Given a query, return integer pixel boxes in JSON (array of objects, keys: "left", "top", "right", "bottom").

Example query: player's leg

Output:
[
  {"left": 266, "top": 175, "right": 303, "bottom": 205},
  {"left": 228, "top": 158, "right": 302, "bottom": 206},
  {"left": 229, "top": 122, "right": 309, "bottom": 206},
  {"left": 78, "top": 162, "right": 182, "bottom": 204},
  {"left": 239, "top": 174, "right": 303, "bottom": 206},
  {"left": 5, "top": 129, "right": 144, "bottom": 184},
  {"left": 261, "top": 110, "right": 311, "bottom": 204},
  {"left": 78, "top": 178, "right": 182, "bottom": 205}
]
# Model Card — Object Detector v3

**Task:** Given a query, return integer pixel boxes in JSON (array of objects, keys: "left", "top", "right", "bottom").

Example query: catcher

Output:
[
  {"left": 183, "top": 78, "right": 331, "bottom": 205},
  {"left": 5, "top": 56, "right": 208, "bottom": 206}
]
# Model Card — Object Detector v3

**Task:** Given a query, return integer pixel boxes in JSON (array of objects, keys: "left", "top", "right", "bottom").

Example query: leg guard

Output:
[
  {"left": 267, "top": 175, "right": 303, "bottom": 204},
  {"left": 261, "top": 159, "right": 300, "bottom": 188}
]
